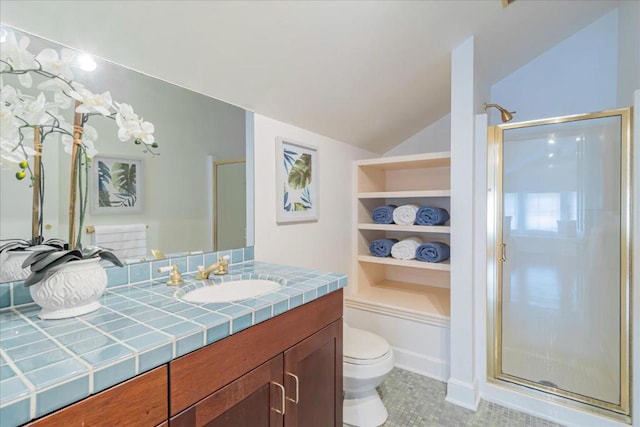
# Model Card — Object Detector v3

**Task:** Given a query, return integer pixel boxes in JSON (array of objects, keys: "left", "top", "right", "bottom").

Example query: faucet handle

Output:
[
  {"left": 166, "top": 264, "right": 184, "bottom": 286},
  {"left": 214, "top": 255, "right": 230, "bottom": 275},
  {"left": 196, "top": 265, "right": 206, "bottom": 280}
]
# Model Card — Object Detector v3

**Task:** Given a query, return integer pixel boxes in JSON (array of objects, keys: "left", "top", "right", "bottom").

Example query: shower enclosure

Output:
[{"left": 487, "top": 108, "right": 632, "bottom": 420}]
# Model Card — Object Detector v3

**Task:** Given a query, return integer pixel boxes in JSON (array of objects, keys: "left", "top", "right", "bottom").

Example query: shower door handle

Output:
[{"left": 499, "top": 243, "right": 507, "bottom": 262}]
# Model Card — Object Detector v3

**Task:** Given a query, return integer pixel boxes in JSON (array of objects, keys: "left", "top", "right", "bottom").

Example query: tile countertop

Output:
[{"left": 0, "top": 261, "right": 348, "bottom": 426}]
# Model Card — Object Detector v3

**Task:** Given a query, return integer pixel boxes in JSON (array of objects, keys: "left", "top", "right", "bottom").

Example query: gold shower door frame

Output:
[{"left": 487, "top": 108, "right": 632, "bottom": 420}]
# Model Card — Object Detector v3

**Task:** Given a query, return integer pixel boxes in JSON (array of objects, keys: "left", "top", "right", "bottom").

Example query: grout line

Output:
[
  {"left": 96, "top": 307, "right": 177, "bottom": 363},
  {"left": 0, "top": 348, "right": 36, "bottom": 418},
  {"left": 14, "top": 311, "right": 96, "bottom": 394},
  {"left": 102, "top": 288, "right": 236, "bottom": 346},
  {"left": 75, "top": 317, "right": 142, "bottom": 375}
]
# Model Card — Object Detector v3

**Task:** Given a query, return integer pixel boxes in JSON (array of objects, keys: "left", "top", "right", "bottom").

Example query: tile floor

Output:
[{"left": 347, "top": 368, "right": 565, "bottom": 427}]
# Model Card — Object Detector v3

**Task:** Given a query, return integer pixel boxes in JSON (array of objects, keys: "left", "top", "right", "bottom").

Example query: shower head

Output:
[{"left": 484, "top": 102, "right": 516, "bottom": 122}]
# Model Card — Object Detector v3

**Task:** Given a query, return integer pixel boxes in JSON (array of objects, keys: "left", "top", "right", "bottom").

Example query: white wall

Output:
[
  {"left": 446, "top": 36, "right": 478, "bottom": 410},
  {"left": 384, "top": 114, "right": 451, "bottom": 156},
  {"left": 617, "top": 1, "right": 640, "bottom": 107},
  {"left": 253, "top": 114, "right": 375, "bottom": 274},
  {"left": 490, "top": 9, "right": 619, "bottom": 123}
]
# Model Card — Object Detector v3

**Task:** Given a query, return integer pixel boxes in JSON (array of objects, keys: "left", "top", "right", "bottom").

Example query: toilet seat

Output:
[{"left": 344, "top": 326, "right": 391, "bottom": 365}]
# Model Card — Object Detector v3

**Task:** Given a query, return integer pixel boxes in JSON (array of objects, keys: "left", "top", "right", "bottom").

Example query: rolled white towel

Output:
[
  {"left": 391, "top": 236, "right": 423, "bottom": 260},
  {"left": 393, "top": 204, "right": 419, "bottom": 225}
]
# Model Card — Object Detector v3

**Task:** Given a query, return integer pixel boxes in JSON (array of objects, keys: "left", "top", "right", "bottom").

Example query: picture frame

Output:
[
  {"left": 91, "top": 156, "right": 143, "bottom": 214},
  {"left": 276, "top": 137, "right": 319, "bottom": 223}
]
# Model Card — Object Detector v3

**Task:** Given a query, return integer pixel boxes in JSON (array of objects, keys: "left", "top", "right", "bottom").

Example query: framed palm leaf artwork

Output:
[
  {"left": 276, "top": 137, "right": 318, "bottom": 223},
  {"left": 91, "top": 156, "right": 143, "bottom": 214}
]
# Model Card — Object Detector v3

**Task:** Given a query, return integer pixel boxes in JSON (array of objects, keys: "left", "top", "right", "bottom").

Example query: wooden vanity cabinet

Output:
[
  {"left": 169, "top": 289, "right": 343, "bottom": 427},
  {"left": 22, "top": 289, "right": 343, "bottom": 427},
  {"left": 26, "top": 366, "right": 168, "bottom": 427}
]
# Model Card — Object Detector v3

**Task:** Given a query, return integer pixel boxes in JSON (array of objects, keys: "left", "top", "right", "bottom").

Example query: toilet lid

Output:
[{"left": 343, "top": 326, "right": 390, "bottom": 362}]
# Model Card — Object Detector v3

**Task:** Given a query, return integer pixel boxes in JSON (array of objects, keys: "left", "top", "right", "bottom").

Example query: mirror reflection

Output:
[{"left": 0, "top": 24, "right": 253, "bottom": 275}]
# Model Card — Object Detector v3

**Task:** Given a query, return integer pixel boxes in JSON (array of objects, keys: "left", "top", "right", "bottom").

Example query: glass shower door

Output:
[{"left": 495, "top": 109, "right": 631, "bottom": 415}]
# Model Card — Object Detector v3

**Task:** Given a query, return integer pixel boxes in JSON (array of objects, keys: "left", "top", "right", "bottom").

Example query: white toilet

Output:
[{"left": 343, "top": 322, "right": 394, "bottom": 427}]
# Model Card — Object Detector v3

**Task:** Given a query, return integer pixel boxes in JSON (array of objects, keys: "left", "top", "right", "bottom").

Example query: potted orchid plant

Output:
[{"left": 0, "top": 27, "right": 158, "bottom": 318}]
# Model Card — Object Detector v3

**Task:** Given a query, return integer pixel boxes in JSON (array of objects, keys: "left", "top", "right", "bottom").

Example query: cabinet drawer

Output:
[{"left": 27, "top": 366, "right": 168, "bottom": 427}]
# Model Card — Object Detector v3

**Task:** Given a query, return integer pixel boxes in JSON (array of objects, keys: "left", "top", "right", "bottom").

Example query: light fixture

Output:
[
  {"left": 484, "top": 102, "right": 515, "bottom": 122},
  {"left": 77, "top": 53, "right": 97, "bottom": 72},
  {"left": 548, "top": 139, "right": 555, "bottom": 144}
]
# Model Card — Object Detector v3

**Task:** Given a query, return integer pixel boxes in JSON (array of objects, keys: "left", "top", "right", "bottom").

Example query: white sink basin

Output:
[{"left": 181, "top": 279, "right": 282, "bottom": 303}]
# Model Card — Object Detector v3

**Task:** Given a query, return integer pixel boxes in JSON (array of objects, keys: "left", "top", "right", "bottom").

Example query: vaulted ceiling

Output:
[{"left": 0, "top": 1, "right": 620, "bottom": 153}]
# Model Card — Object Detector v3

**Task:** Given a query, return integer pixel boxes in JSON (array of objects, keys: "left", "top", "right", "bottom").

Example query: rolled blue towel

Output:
[
  {"left": 369, "top": 238, "right": 399, "bottom": 257},
  {"left": 415, "top": 206, "right": 450, "bottom": 226},
  {"left": 372, "top": 205, "right": 397, "bottom": 224},
  {"left": 415, "top": 242, "right": 450, "bottom": 263}
]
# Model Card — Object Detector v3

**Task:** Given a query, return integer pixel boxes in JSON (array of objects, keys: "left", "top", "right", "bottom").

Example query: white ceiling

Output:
[{"left": 0, "top": 1, "right": 620, "bottom": 153}]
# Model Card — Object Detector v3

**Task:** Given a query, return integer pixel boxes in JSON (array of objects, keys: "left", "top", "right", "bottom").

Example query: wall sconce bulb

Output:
[{"left": 77, "top": 53, "right": 97, "bottom": 72}]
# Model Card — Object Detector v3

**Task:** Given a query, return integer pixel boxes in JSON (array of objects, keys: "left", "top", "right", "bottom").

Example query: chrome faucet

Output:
[{"left": 196, "top": 255, "right": 230, "bottom": 279}]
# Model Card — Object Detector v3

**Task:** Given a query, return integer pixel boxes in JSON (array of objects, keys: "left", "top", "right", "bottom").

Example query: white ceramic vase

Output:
[
  {"left": 29, "top": 258, "right": 107, "bottom": 320},
  {"left": 0, "top": 251, "right": 31, "bottom": 282}
]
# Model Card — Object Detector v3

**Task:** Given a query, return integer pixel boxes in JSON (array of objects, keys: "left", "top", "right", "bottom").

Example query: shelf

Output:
[
  {"left": 352, "top": 152, "right": 451, "bottom": 324},
  {"left": 357, "top": 190, "right": 450, "bottom": 199},
  {"left": 345, "top": 281, "right": 450, "bottom": 326},
  {"left": 358, "top": 223, "right": 450, "bottom": 233},
  {"left": 356, "top": 152, "right": 451, "bottom": 169},
  {"left": 358, "top": 255, "right": 451, "bottom": 271}
]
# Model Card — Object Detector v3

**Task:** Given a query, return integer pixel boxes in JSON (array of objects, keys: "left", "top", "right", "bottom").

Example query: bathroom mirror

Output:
[{"left": 0, "top": 24, "right": 254, "bottom": 277}]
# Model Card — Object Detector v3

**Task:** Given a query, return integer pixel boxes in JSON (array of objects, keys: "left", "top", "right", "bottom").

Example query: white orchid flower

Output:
[
  {"left": 0, "top": 102, "right": 23, "bottom": 141},
  {"left": 115, "top": 103, "right": 139, "bottom": 122},
  {"left": 0, "top": 84, "right": 21, "bottom": 104},
  {"left": 115, "top": 103, "right": 144, "bottom": 142},
  {"left": 37, "top": 79, "right": 78, "bottom": 110},
  {"left": 0, "top": 31, "right": 36, "bottom": 87},
  {"left": 0, "top": 137, "right": 37, "bottom": 164},
  {"left": 52, "top": 91, "right": 73, "bottom": 110},
  {"left": 115, "top": 103, "right": 140, "bottom": 126},
  {"left": 83, "top": 124, "right": 98, "bottom": 144},
  {"left": 21, "top": 93, "right": 52, "bottom": 125},
  {"left": 134, "top": 121, "right": 155, "bottom": 145},
  {"left": 35, "top": 48, "right": 75, "bottom": 80},
  {"left": 69, "top": 87, "right": 113, "bottom": 116},
  {"left": 82, "top": 139, "right": 98, "bottom": 158},
  {"left": 117, "top": 120, "right": 138, "bottom": 142},
  {"left": 61, "top": 124, "right": 98, "bottom": 155},
  {"left": 38, "top": 77, "right": 82, "bottom": 93}
]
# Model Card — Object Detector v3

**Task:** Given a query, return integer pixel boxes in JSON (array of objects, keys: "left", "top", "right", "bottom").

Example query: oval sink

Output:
[{"left": 181, "top": 279, "right": 282, "bottom": 303}]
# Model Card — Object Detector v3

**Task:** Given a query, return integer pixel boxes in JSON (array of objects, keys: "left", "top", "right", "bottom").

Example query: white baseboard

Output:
[
  {"left": 393, "top": 346, "right": 449, "bottom": 382},
  {"left": 446, "top": 378, "right": 480, "bottom": 410}
]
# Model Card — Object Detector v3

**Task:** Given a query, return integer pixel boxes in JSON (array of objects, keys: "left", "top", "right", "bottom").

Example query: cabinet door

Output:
[
  {"left": 170, "top": 355, "right": 284, "bottom": 427},
  {"left": 283, "top": 320, "right": 343, "bottom": 427}
]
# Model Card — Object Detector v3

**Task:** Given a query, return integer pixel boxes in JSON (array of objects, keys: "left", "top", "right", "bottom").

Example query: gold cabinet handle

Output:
[
  {"left": 272, "top": 382, "right": 286, "bottom": 415},
  {"left": 286, "top": 372, "right": 299, "bottom": 404}
]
